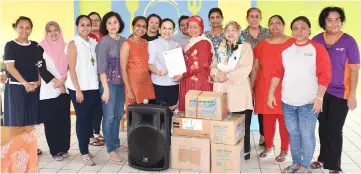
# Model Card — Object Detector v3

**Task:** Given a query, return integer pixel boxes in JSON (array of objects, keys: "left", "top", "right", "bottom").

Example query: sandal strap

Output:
[
  {"left": 311, "top": 161, "right": 323, "bottom": 169},
  {"left": 82, "top": 156, "right": 95, "bottom": 166}
]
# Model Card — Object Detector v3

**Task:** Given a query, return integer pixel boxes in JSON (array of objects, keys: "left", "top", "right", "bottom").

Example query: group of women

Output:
[{"left": 3, "top": 5, "right": 359, "bottom": 173}]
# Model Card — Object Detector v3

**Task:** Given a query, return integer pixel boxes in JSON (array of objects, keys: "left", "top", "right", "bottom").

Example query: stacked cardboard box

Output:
[
  {"left": 171, "top": 90, "right": 245, "bottom": 173},
  {"left": 210, "top": 115, "right": 245, "bottom": 173}
]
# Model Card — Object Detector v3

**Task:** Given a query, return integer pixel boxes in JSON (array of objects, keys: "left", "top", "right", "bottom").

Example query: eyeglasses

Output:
[
  {"left": 225, "top": 29, "right": 238, "bottom": 33},
  {"left": 91, "top": 19, "right": 100, "bottom": 23}
]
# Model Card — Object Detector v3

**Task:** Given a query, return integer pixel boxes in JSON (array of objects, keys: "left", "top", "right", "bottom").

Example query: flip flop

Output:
[
  {"left": 258, "top": 150, "right": 273, "bottom": 160},
  {"left": 89, "top": 138, "right": 105, "bottom": 146},
  {"left": 94, "top": 134, "right": 104, "bottom": 141},
  {"left": 284, "top": 165, "right": 299, "bottom": 173},
  {"left": 310, "top": 161, "right": 324, "bottom": 169},
  {"left": 37, "top": 149, "right": 42, "bottom": 155},
  {"left": 274, "top": 153, "right": 288, "bottom": 164},
  {"left": 117, "top": 145, "right": 128, "bottom": 152},
  {"left": 53, "top": 153, "right": 63, "bottom": 161}
]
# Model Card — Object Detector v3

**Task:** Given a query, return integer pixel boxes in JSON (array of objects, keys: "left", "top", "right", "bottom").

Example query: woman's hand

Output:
[
  {"left": 216, "top": 71, "right": 227, "bottom": 83},
  {"left": 101, "top": 88, "right": 110, "bottom": 104},
  {"left": 159, "top": 69, "right": 168, "bottom": 76},
  {"left": 54, "top": 77, "right": 66, "bottom": 88},
  {"left": 60, "top": 85, "right": 66, "bottom": 93},
  {"left": 172, "top": 74, "right": 183, "bottom": 82},
  {"left": 267, "top": 93, "right": 277, "bottom": 109},
  {"left": 32, "top": 81, "right": 40, "bottom": 89},
  {"left": 23, "top": 82, "right": 35, "bottom": 93},
  {"left": 312, "top": 97, "right": 323, "bottom": 114},
  {"left": 76, "top": 90, "right": 84, "bottom": 103},
  {"left": 128, "top": 89, "right": 136, "bottom": 104},
  {"left": 348, "top": 94, "right": 357, "bottom": 110}
]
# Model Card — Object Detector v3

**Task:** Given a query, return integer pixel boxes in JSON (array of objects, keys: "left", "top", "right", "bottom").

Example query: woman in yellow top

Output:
[{"left": 211, "top": 21, "right": 254, "bottom": 159}]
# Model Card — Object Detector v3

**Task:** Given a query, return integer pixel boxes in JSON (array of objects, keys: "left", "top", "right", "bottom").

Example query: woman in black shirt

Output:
[{"left": 3, "top": 16, "right": 42, "bottom": 154}]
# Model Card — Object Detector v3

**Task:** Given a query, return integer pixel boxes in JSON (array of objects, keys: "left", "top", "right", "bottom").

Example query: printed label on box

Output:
[
  {"left": 182, "top": 119, "right": 203, "bottom": 130},
  {"left": 188, "top": 97, "right": 217, "bottom": 116}
]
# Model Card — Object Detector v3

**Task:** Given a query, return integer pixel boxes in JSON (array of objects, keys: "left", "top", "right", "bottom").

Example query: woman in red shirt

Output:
[
  {"left": 88, "top": 12, "right": 104, "bottom": 42},
  {"left": 175, "top": 15, "right": 213, "bottom": 112},
  {"left": 251, "top": 15, "right": 293, "bottom": 164}
]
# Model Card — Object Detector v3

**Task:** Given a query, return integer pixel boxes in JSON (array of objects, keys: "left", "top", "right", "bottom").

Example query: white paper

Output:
[
  {"left": 163, "top": 47, "right": 187, "bottom": 78},
  {"left": 182, "top": 119, "right": 203, "bottom": 130}
]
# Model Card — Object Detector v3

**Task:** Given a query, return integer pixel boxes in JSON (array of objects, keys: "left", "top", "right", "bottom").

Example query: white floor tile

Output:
[
  {"left": 118, "top": 165, "right": 139, "bottom": 173},
  {"left": 43, "top": 161, "right": 69, "bottom": 169},
  {"left": 62, "top": 162, "right": 85, "bottom": 170},
  {"left": 98, "top": 163, "right": 124, "bottom": 173},
  {"left": 39, "top": 168, "right": 60, "bottom": 173},
  {"left": 57, "top": 169, "right": 79, "bottom": 173}
]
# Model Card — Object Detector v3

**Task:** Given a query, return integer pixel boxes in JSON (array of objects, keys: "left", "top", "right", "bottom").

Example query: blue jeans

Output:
[
  {"left": 282, "top": 102, "right": 318, "bottom": 169},
  {"left": 99, "top": 84, "right": 125, "bottom": 153}
]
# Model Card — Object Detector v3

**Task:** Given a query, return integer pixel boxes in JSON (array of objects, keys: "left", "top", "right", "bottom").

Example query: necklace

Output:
[{"left": 81, "top": 39, "right": 95, "bottom": 65}]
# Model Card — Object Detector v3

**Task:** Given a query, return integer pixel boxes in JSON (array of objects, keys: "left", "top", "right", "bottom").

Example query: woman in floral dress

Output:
[{"left": 175, "top": 15, "right": 213, "bottom": 112}]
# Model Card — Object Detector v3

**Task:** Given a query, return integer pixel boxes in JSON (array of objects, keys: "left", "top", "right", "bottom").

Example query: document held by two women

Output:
[{"left": 163, "top": 47, "right": 187, "bottom": 78}]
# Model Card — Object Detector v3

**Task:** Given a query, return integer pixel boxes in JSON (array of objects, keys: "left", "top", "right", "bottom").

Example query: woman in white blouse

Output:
[
  {"left": 37, "top": 21, "right": 70, "bottom": 161},
  {"left": 148, "top": 18, "right": 180, "bottom": 111},
  {"left": 66, "top": 15, "right": 102, "bottom": 166}
]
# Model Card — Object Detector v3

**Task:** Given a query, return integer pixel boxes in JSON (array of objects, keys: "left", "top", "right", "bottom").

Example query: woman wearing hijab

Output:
[
  {"left": 175, "top": 15, "right": 213, "bottom": 112},
  {"left": 211, "top": 21, "right": 254, "bottom": 160},
  {"left": 37, "top": 21, "right": 71, "bottom": 161}
]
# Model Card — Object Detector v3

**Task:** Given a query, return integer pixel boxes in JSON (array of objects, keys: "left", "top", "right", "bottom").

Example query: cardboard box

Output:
[
  {"left": 172, "top": 112, "right": 210, "bottom": 138},
  {"left": 211, "top": 138, "right": 244, "bottom": 173},
  {"left": 185, "top": 90, "right": 228, "bottom": 121},
  {"left": 171, "top": 136, "right": 210, "bottom": 173},
  {"left": 210, "top": 114, "right": 245, "bottom": 145}
]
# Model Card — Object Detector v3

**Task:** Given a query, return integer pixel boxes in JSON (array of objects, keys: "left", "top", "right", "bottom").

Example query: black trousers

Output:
[
  {"left": 41, "top": 94, "right": 71, "bottom": 156},
  {"left": 153, "top": 84, "right": 179, "bottom": 131},
  {"left": 92, "top": 102, "right": 103, "bottom": 135},
  {"left": 234, "top": 110, "right": 252, "bottom": 154},
  {"left": 258, "top": 114, "right": 264, "bottom": 136},
  {"left": 153, "top": 84, "right": 179, "bottom": 107},
  {"left": 317, "top": 92, "right": 349, "bottom": 171},
  {"left": 69, "top": 89, "right": 102, "bottom": 155}
]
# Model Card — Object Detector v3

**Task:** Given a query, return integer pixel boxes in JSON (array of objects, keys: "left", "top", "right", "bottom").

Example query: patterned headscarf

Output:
[
  {"left": 224, "top": 21, "right": 245, "bottom": 44},
  {"left": 187, "top": 15, "right": 204, "bottom": 36},
  {"left": 216, "top": 21, "right": 245, "bottom": 67}
]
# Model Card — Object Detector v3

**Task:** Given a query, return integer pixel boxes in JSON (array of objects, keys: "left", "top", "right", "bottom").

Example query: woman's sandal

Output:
[
  {"left": 117, "top": 145, "right": 128, "bottom": 152},
  {"left": 283, "top": 165, "right": 299, "bottom": 173},
  {"left": 37, "top": 149, "right": 43, "bottom": 155},
  {"left": 310, "top": 161, "right": 324, "bottom": 169},
  {"left": 274, "top": 153, "right": 288, "bottom": 164},
  {"left": 258, "top": 150, "right": 273, "bottom": 160},
  {"left": 89, "top": 138, "right": 105, "bottom": 146},
  {"left": 94, "top": 134, "right": 104, "bottom": 141},
  {"left": 53, "top": 153, "right": 63, "bottom": 161},
  {"left": 61, "top": 152, "right": 69, "bottom": 158},
  {"left": 82, "top": 155, "right": 95, "bottom": 166}
]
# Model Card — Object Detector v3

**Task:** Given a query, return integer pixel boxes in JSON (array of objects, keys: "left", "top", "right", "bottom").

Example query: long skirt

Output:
[{"left": 4, "top": 82, "right": 41, "bottom": 126}]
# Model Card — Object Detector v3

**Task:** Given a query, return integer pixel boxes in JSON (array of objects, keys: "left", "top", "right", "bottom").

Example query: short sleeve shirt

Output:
[
  {"left": 312, "top": 32, "right": 360, "bottom": 99},
  {"left": 4, "top": 40, "right": 39, "bottom": 83}
]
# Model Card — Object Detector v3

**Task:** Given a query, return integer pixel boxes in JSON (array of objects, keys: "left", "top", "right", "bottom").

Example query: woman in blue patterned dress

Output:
[{"left": 205, "top": 7, "right": 225, "bottom": 52}]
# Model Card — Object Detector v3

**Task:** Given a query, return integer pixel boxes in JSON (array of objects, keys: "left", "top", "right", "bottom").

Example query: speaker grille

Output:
[{"left": 128, "top": 124, "right": 165, "bottom": 166}]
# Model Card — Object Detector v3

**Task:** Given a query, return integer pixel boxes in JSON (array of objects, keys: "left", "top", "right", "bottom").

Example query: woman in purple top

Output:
[
  {"left": 311, "top": 7, "right": 360, "bottom": 173},
  {"left": 96, "top": 11, "right": 127, "bottom": 162}
]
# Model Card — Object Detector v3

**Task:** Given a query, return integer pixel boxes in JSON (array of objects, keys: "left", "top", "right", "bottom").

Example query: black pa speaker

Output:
[{"left": 127, "top": 103, "right": 170, "bottom": 171}]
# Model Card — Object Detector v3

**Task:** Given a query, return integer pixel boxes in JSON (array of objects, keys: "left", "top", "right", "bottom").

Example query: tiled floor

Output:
[{"left": 35, "top": 97, "right": 361, "bottom": 173}]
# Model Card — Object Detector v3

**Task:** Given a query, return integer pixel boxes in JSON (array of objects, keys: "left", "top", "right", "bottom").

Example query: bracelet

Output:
[{"left": 316, "top": 96, "right": 323, "bottom": 101}]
